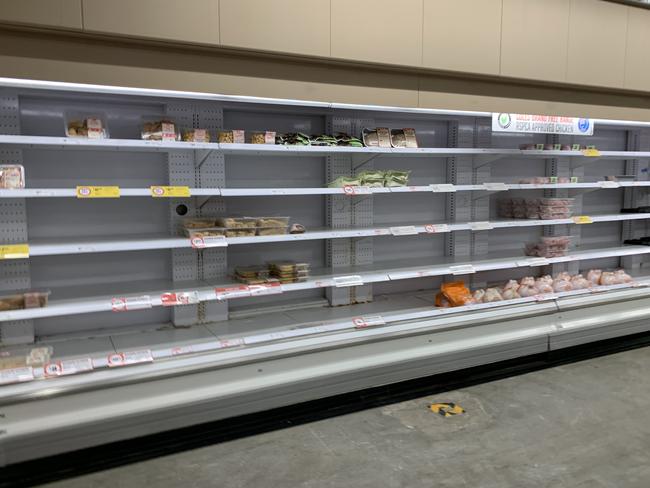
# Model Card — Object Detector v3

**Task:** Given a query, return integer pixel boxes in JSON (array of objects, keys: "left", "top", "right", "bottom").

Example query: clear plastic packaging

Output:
[
  {"left": 0, "top": 289, "right": 50, "bottom": 312},
  {"left": 257, "top": 227, "right": 289, "bottom": 236},
  {"left": 65, "top": 112, "right": 109, "bottom": 139},
  {"left": 183, "top": 227, "right": 225, "bottom": 238},
  {"left": 0, "top": 345, "right": 52, "bottom": 369},
  {"left": 181, "top": 128, "right": 211, "bottom": 142},
  {"left": 384, "top": 170, "right": 411, "bottom": 187},
  {"left": 390, "top": 129, "right": 418, "bottom": 148},
  {"left": 248, "top": 131, "right": 276, "bottom": 144},
  {"left": 218, "top": 130, "right": 245, "bottom": 144},
  {"left": 357, "top": 170, "right": 385, "bottom": 187},
  {"left": 255, "top": 217, "right": 290, "bottom": 227},
  {"left": 182, "top": 218, "right": 217, "bottom": 229},
  {"left": 538, "top": 197, "right": 575, "bottom": 207},
  {"left": 0, "top": 164, "right": 25, "bottom": 189},
  {"left": 141, "top": 118, "right": 179, "bottom": 141},
  {"left": 216, "top": 217, "right": 257, "bottom": 229}
]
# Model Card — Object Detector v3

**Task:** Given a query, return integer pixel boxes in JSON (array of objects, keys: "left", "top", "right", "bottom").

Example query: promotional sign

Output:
[{"left": 492, "top": 113, "right": 594, "bottom": 136}]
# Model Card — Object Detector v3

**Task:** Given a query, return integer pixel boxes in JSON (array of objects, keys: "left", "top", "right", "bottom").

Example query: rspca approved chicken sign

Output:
[{"left": 492, "top": 113, "right": 594, "bottom": 136}]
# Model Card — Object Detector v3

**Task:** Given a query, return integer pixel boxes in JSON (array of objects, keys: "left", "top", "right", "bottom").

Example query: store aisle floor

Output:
[{"left": 41, "top": 346, "right": 650, "bottom": 488}]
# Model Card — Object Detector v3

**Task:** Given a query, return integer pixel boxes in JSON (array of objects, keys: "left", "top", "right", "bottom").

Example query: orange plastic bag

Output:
[{"left": 435, "top": 281, "right": 472, "bottom": 307}]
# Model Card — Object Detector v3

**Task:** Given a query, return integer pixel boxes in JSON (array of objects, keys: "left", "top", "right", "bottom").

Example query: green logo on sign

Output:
[{"left": 497, "top": 113, "right": 512, "bottom": 129}]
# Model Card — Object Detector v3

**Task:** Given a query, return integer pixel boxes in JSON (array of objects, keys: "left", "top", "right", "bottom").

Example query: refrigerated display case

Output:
[{"left": 1, "top": 78, "right": 650, "bottom": 465}]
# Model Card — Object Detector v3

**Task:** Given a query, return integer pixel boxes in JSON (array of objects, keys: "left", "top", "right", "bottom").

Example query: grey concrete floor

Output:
[{"left": 42, "top": 346, "right": 650, "bottom": 488}]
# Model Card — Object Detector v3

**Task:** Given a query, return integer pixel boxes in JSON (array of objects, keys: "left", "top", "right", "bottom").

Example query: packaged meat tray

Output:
[
  {"left": 0, "top": 345, "right": 52, "bottom": 369},
  {"left": 65, "top": 112, "right": 109, "bottom": 138},
  {"left": 0, "top": 164, "right": 25, "bottom": 189},
  {"left": 183, "top": 227, "right": 225, "bottom": 238},
  {"left": 0, "top": 290, "right": 50, "bottom": 312},
  {"left": 248, "top": 131, "right": 276, "bottom": 144},
  {"left": 255, "top": 217, "right": 290, "bottom": 227},
  {"left": 216, "top": 217, "right": 257, "bottom": 229},
  {"left": 257, "top": 227, "right": 288, "bottom": 236},
  {"left": 141, "top": 119, "right": 179, "bottom": 141}
]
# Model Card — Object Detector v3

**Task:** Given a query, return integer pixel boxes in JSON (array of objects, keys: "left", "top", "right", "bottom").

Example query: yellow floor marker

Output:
[{"left": 429, "top": 402, "right": 465, "bottom": 417}]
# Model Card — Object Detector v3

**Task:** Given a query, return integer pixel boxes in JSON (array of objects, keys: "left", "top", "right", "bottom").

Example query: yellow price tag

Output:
[
  {"left": 0, "top": 244, "right": 30, "bottom": 259},
  {"left": 573, "top": 215, "right": 593, "bottom": 224},
  {"left": 76, "top": 186, "right": 120, "bottom": 198},
  {"left": 150, "top": 186, "right": 191, "bottom": 198},
  {"left": 582, "top": 149, "right": 601, "bottom": 157}
]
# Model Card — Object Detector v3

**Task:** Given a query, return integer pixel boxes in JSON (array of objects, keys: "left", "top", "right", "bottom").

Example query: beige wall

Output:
[
  {"left": 2, "top": 30, "right": 650, "bottom": 123},
  {"left": 1, "top": 0, "right": 649, "bottom": 94}
]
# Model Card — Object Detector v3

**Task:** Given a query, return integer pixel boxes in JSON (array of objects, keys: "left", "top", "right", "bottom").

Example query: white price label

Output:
[
  {"left": 249, "top": 282, "right": 283, "bottom": 296},
  {"left": 343, "top": 185, "right": 371, "bottom": 195},
  {"left": 352, "top": 315, "right": 386, "bottom": 329},
  {"left": 425, "top": 224, "right": 450, "bottom": 233},
  {"left": 431, "top": 184, "right": 456, "bottom": 192},
  {"left": 599, "top": 181, "right": 620, "bottom": 188},
  {"left": 390, "top": 225, "right": 418, "bottom": 236},
  {"left": 449, "top": 264, "right": 476, "bottom": 275},
  {"left": 161, "top": 291, "right": 200, "bottom": 306},
  {"left": 333, "top": 275, "right": 364, "bottom": 287},
  {"left": 215, "top": 285, "right": 251, "bottom": 300},
  {"left": 534, "top": 293, "right": 558, "bottom": 302},
  {"left": 219, "top": 338, "right": 244, "bottom": 348},
  {"left": 0, "top": 366, "right": 34, "bottom": 385},
  {"left": 519, "top": 257, "right": 550, "bottom": 267},
  {"left": 111, "top": 295, "right": 152, "bottom": 312},
  {"left": 483, "top": 182, "right": 508, "bottom": 191},
  {"left": 190, "top": 235, "right": 227, "bottom": 249},
  {"left": 469, "top": 221, "right": 494, "bottom": 231},
  {"left": 44, "top": 358, "right": 93, "bottom": 377},
  {"left": 107, "top": 349, "right": 153, "bottom": 367}
]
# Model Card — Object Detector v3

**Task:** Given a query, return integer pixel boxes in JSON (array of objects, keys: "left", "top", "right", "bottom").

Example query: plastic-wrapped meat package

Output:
[
  {"left": 470, "top": 291, "right": 484, "bottom": 303},
  {"left": 538, "top": 275, "right": 553, "bottom": 285},
  {"left": 534, "top": 279, "right": 554, "bottom": 294},
  {"left": 570, "top": 274, "right": 590, "bottom": 289},
  {"left": 555, "top": 271, "right": 571, "bottom": 281},
  {"left": 538, "top": 208, "right": 572, "bottom": 220},
  {"left": 483, "top": 288, "right": 503, "bottom": 302},
  {"left": 587, "top": 269, "right": 602, "bottom": 284},
  {"left": 541, "top": 236, "right": 571, "bottom": 246},
  {"left": 614, "top": 269, "right": 633, "bottom": 283},
  {"left": 599, "top": 271, "right": 617, "bottom": 285},
  {"left": 502, "top": 288, "right": 520, "bottom": 300},
  {"left": 557, "top": 177, "right": 570, "bottom": 184},
  {"left": 552, "top": 279, "right": 573, "bottom": 292},
  {"left": 518, "top": 285, "right": 539, "bottom": 297},
  {"left": 502, "top": 280, "right": 520, "bottom": 292},
  {"left": 539, "top": 197, "right": 574, "bottom": 207},
  {"left": 520, "top": 276, "right": 536, "bottom": 287}
]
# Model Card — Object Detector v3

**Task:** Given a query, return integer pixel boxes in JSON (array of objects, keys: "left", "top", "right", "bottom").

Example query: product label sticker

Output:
[
  {"left": 469, "top": 221, "right": 494, "bottom": 231},
  {"left": 150, "top": 186, "right": 191, "bottom": 197},
  {"left": 76, "top": 186, "right": 120, "bottom": 198},
  {"left": 111, "top": 295, "right": 152, "bottom": 312},
  {"left": 333, "top": 275, "right": 364, "bottom": 287},
  {"left": 219, "top": 338, "right": 244, "bottom": 348},
  {"left": 170, "top": 345, "right": 195, "bottom": 356},
  {"left": 573, "top": 216, "right": 593, "bottom": 224},
  {"left": 44, "top": 357, "right": 93, "bottom": 377},
  {"left": 215, "top": 285, "right": 251, "bottom": 300},
  {"left": 161, "top": 123, "right": 176, "bottom": 141},
  {"left": 107, "top": 349, "right": 154, "bottom": 367},
  {"left": 352, "top": 315, "right": 386, "bottom": 329},
  {"left": 193, "top": 129, "right": 208, "bottom": 142},
  {"left": 599, "top": 181, "right": 620, "bottom": 188},
  {"left": 248, "top": 282, "right": 283, "bottom": 296},
  {"left": 526, "top": 257, "right": 550, "bottom": 267},
  {"left": 483, "top": 182, "right": 508, "bottom": 191},
  {"left": 390, "top": 225, "right": 418, "bottom": 236},
  {"left": 0, "top": 366, "right": 34, "bottom": 385},
  {"left": 449, "top": 264, "right": 476, "bottom": 275},
  {"left": 161, "top": 291, "right": 200, "bottom": 306},
  {"left": 534, "top": 293, "right": 558, "bottom": 302},
  {"left": 343, "top": 185, "right": 371, "bottom": 195},
  {"left": 0, "top": 243, "right": 29, "bottom": 260},
  {"left": 190, "top": 235, "right": 227, "bottom": 249},
  {"left": 425, "top": 224, "right": 450, "bottom": 233},
  {"left": 430, "top": 184, "right": 456, "bottom": 192},
  {"left": 582, "top": 148, "right": 601, "bottom": 157}
]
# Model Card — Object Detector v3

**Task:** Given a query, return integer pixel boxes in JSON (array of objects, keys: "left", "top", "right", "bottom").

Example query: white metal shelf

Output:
[
  {"left": 3, "top": 181, "right": 648, "bottom": 198},
  {"left": 1, "top": 277, "right": 649, "bottom": 399},
  {"left": 1, "top": 134, "right": 649, "bottom": 159},
  {"left": 3, "top": 244, "right": 650, "bottom": 323},
  {"left": 19, "top": 214, "right": 650, "bottom": 257}
]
